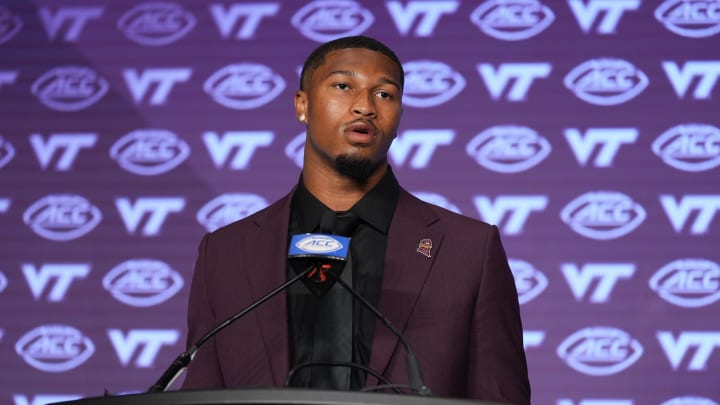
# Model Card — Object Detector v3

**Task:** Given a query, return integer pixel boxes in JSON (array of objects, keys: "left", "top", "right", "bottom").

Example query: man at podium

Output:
[{"left": 181, "top": 35, "right": 531, "bottom": 405}]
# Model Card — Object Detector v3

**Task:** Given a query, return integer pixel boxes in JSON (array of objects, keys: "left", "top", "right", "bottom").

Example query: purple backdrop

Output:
[{"left": 1, "top": 1, "right": 719, "bottom": 404}]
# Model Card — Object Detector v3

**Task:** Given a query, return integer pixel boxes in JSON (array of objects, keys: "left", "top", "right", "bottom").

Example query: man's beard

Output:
[{"left": 334, "top": 154, "right": 376, "bottom": 183}]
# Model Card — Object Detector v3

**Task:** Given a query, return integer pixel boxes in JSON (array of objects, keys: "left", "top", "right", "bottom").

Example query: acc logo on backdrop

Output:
[
  {"left": 655, "top": 0, "right": 720, "bottom": 38},
  {"left": 649, "top": 258, "right": 720, "bottom": 308},
  {"left": 509, "top": 259, "right": 548, "bottom": 305},
  {"left": 103, "top": 259, "right": 184, "bottom": 307},
  {"left": 557, "top": 327, "right": 643, "bottom": 376},
  {"left": 661, "top": 397, "right": 720, "bottom": 405},
  {"left": 0, "top": 135, "right": 15, "bottom": 169},
  {"left": 652, "top": 123, "right": 720, "bottom": 172},
  {"left": 197, "top": 193, "right": 269, "bottom": 232},
  {"left": 31, "top": 66, "right": 109, "bottom": 111},
  {"left": 117, "top": 2, "right": 196, "bottom": 46},
  {"left": 0, "top": 6, "right": 22, "bottom": 44},
  {"left": 110, "top": 129, "right": 190, "bottom": 175},
  {"left": 561, "top": 191, "right": 646, "bottom": 240},
  {"left": 402, "top": 60, "right": 465, "bottom": 108},
  {"left": 285, "top": 132, "right": 306, "bottom": 168},
  {"left": 470, "top": 0, "right": 555, "bottom": 41},
  {"left": 15, "top": 325, "right": 95, "bottom": 372},
  {"left": 411, "top": 192, "right": 462, "bottom": 214},
  {"left": 204, "top": 63, "right": 286, "bottom": 110},
  {"left": 466, "top": 125, "right": 551, "bottom": 173},
  {"left": 291, "top": 0, "right": 374, "bottom": 42},
  {"left": 23, "top": 194, "right": 102, "bottom": 241},
  {"left": 564, "top": 58, "right": 648, "bottom": 106}
]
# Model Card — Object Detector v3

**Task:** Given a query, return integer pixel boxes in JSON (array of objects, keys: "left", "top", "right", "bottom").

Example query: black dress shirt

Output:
[{"left": 286, "top": 168, "right": 399, "bottom": 390}]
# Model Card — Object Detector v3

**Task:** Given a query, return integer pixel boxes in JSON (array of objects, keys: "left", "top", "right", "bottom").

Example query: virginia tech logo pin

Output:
[{"left": 416, "top": 238, "right": 432, "bottom": 258}]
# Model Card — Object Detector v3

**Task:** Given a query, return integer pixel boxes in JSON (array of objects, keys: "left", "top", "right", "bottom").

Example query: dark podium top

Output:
[{"left": 53, "top": 388, "right": 509, "bottom": 405}]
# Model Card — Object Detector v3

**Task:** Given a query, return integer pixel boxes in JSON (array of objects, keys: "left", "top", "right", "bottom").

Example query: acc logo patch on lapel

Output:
[{"left": 416, "top": 238, "right": 432, "bottom": 258}]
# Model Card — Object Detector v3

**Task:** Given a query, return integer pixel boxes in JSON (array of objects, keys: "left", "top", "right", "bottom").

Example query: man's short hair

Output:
[{"left": 299, "top": 35, "right": 404, "bottom": 91}]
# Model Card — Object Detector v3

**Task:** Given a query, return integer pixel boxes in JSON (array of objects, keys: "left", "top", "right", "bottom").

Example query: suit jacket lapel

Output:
[
  {"left": 243, "top": 191, "right": 294, "bottom": 386},
  {"left": 368, "top": 189, "right": 444, "bottom": 380}
]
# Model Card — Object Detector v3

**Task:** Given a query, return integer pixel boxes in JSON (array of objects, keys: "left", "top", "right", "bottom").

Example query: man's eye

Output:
[
  {"left": 377, "top": 91, "right": 392, "bottom": 99},
  {"left": 335, "top": 83, "right": 349, "bottom": 90}
]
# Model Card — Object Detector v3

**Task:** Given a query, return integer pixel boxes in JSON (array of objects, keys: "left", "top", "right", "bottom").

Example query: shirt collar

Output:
[{"left": 292, "top": 167, "right": 399, "bottom": 234}]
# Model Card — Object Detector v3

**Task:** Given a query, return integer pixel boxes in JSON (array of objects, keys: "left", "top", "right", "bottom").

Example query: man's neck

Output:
[{"left": 302, "top": 164, "right": 388, "bottom": 211}]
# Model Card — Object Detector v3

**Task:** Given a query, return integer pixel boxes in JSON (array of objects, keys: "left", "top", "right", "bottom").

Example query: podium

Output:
[{"left": 52, "top": 388, "right": 507, "bottom": 405}]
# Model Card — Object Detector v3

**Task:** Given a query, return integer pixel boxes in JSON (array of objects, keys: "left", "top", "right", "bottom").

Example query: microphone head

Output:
[{"left": 288, "top": 232, "right": 351, "bottom": 296}]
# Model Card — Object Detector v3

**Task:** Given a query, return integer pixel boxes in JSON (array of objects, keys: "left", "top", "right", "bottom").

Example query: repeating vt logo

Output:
[
  {"left": 523, "top": 331, "right": 545, "bottom": 350},
  {"left": 291, "top": 1, "right": 374, "bottom": 42},
  {"left": 386, "top": 0, "right": 459, "bottom": 37},
  {"left": 38, "top": 6, "right": 104, "bottom": 41},
  {"left": 0, "top": 270, "right": 7, "bottom": 294},
  {"left": 31, "top": 66, "right": 109, "bottom": 111},
  {"left": 389, "top": 129, "right": 455, "bottom": 169},
  {"left": 108, "top": 329, "right": 179, "bottom": 368},
  {"left": 209, "top": 3, "right": 280, "bottom": 40},
  {"left": 0, "top": 69, "right": 18, "bottom": 89},
  {"left": 0, "top": 6, "right": 23, "bottom": 44},
  {"left": 557, "top": 400, "right": 633, "bottom": 405},
  {"left": 655, "top": 0, "right": 720, "bottom": 38},
  {"left": 204, "top": 63, "right": 285, "bottom": 110},
  {"left": 562, "top": 263, "right": 635, "bottom": 303},
  {"left": 509, "top": 259, "right": 548, "bottom": 304},
  {"left": 661, "top": 397, "right": 720, "bottom": 405},
  {"left": 23, "top": 194, "right": 102, "bottom": 241},
  {"left": 466, "top": 125, "right": 551, "bottom": 173},
  {"left": 565, "top": 128, "right": 638, "bottom": 168},
  {"left": 115, "top": 197, "right": 186, "bottom": 236},
  {"left": 568, "top": 0, "right": 641, "bottom": 34},
  {"left": 197, "top": 193, "right": 269, "bottom": 232},
  {"left": 0, "top": 198, "right": 10, "bottom": 214},
  {"left": 103, "top": 259, "right": 184, "bottom": 307},
  {"left": 13, "top": 395, "right": 83, "bottom": 405},
  {"left": 657, "top": 330, "right": 720, "bottom": 371},
  {"left": 285, "top": 132, "right": 306, "bottom": 168},
  {"left": 15, "top": 325, "right": 95, "bottom": 372},
  {"left": 123, "top": 68, "right": 192, "bottom": 105},
  {"left": 110, "top": 129, "right": 190, "bottom": 176},
  {"left": 402, "top": 60, "right": 465, "bottom": 108},
  {"left": 649, "top": 258, "right": 720, "bottom": 308},
  {"left": 470, "top": 0, "right": 555, "bottom": 41},
  {"left": 564, "top": 58, "right": 648, "bottom": 106},
  {"left": 652, "top": 124, "right": 720, "bottom": 172},
  {"left": 411, "top": 191, "right": 461, "bottom": 214},
  {"left": 477, "top": 62, "right": 552, "bottom": 102},
  {"left": 557, "top": 327, "right": 643, "bottom": 376},
  {"left": 22, "top": 263, "right": 90, "bottom": 302},
  {"left": 473, "top": 195, "right": 548, "bottom": 235},
  {"left": 662, "top": 61, "right": 720, "bottom": 100},
  {"left": 0, "top": 135, "right": 16, "bottom": 169},
  {"left": 204, "top": 131, "right": 274, "bottom": 170},
  {"left": 660, "top": 194, "right": 720, "bottom": 234},
  {"left": 30, "top": 133, "right": 98, "bottom": 171},
  {"left": 561, "top": 191, "right": 646, "bottom": 240},
  {"left": 117, "top": 2, "right": 196, "bottom": 46}
]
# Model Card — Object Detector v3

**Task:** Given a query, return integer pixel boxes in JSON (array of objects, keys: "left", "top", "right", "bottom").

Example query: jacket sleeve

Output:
[
  {"left": 181, "top": 232, "right": 226, "bottom": 389},
  {"left": 468, "top": 225, "right": 531, "bottom": 405}
]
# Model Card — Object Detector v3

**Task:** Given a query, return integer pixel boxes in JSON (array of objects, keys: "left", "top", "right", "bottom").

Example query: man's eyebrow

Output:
[{"left": 326, "top": 70, "right": 401, "bottom": 90}]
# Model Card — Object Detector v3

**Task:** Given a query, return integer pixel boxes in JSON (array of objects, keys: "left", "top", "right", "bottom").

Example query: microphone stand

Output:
[{"left": 147, "top": 266, "right": 315, "bottom": 393}]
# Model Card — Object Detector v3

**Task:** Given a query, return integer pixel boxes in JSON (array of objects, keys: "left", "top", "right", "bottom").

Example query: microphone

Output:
[
  {"left": 286, "top": 211, "right": 432, "bottom": 396},
  {"left": 147, "top": 229, "right": 350, "bottom": 393}
]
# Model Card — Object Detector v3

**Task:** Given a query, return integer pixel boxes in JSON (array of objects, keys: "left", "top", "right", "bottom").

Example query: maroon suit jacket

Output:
[{"left": 182, "top": 187, "right": 530, "bottom": 405}]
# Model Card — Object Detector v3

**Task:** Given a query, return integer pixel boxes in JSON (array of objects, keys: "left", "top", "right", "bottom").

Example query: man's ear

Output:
[{"left": 294, "top": 90, "right": 307, "bottom": 123}]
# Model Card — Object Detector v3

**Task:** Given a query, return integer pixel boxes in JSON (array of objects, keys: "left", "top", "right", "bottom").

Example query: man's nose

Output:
[{"left": 352, "top": 92, "right": 376, "bottom": 117}]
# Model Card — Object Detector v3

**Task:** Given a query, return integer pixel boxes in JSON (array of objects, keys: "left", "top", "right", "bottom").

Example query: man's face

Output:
[{"left": 295, "top": 47, "right": 403, "bottom": 180}]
